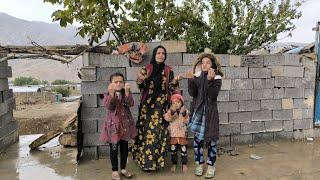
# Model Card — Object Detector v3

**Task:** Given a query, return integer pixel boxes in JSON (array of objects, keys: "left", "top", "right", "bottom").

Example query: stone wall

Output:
[
  {"left": 80, "top": 43, "right": 318, "bottom": 159},
  {"left": 0, "top": 52, "right": 18, "bottom": 152}
]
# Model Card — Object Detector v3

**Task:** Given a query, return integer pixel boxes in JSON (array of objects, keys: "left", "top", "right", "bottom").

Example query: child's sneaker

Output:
[
  {"left": 204, "top": 165, "right": 215, "bottom": 179},
  {"left": 195, "top": 164, "right": 203, "bottom": 176}
]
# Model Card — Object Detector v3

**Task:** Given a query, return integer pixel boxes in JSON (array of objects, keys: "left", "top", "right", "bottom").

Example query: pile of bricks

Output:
[
  {"left": 80, "top": 41, "right": 318, "bottom": 159},
  {"left": 0, "top": 52, "right": 18, "bottom": 151}
]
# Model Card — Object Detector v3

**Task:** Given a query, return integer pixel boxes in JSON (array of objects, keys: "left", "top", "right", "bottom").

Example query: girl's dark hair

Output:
[
  {"left": 201, "top": 55, "right": 217, "bottom": 69},
  {"left": 109, "top": 72, "right": 125, "bottom": 82}
]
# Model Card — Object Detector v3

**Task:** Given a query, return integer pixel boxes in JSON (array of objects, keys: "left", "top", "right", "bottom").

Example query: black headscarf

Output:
[{"left": 148, "top": 45, "right": 167, "bottom": 101}]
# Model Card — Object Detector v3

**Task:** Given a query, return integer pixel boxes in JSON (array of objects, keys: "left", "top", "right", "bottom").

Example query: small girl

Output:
[
  {"left": 188, "top": 51, "right": 223, "bottom": 179},
  {"left": 100, "top": 72, "right": 137, "bottom": 180},
  {"left": 164, "top": 94, "right": 189, "bottom": 173}
]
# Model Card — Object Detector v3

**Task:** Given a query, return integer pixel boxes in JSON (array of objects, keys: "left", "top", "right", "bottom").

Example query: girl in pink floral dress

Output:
[{"left": 100, "top": 72, "right": 137, "bottom": 180}]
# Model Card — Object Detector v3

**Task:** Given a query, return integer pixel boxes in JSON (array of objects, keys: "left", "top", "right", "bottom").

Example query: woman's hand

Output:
[{"left": 207, "top": 68, "right": 216, "bottom": 80}]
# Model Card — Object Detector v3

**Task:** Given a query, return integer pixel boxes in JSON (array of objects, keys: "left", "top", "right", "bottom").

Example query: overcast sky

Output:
[{"left": 0, "top": 0, "right": 319, "bottom": 43}]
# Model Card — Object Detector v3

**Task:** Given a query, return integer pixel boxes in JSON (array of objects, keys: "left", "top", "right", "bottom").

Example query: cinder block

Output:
[
  {"left": 229, "top": 90, "right": 251, "bottom": 101},
  {"left": 98, "top": 145, "right": 110, "bottom": 157},
  {"left": 82, "top": 120, "right": 98, "bottom": 133},
  {"left": 274, "top": 131, "right": 293, "bottom": 140},
  {"left": 253, "top": 133, "right": 274, "bottom": 143},
  {"left": 81, "top": 81, "right": 107, "bottom": 94},
  {"left": 83, "top": 94, "right": 98, "bottom": 108},
  {"left": 220, "top": 124, "right": 241, "bottom": 136},
  {"left": 83, "top": 133, "right": 105, "bottom": 146},
  {"left": 240, "top": 55, "right": 264, "bottom": 67},
  {"left": 83, "top": 53, "right": 129, "bottom": 67},
  {"left": 238, "top": 100, "right": 261, "bottom": 112},
  {"left": 261, "top": 99, "right": 282, "bottom": 110},
  {"left": 231, "top": 134, "right": 253, "bottom": 145},
  {"left": 218, "top": 102, "right": 238, "bottom": 113},
  {"left": 229, "top": 112, "right": 252, "bottom": 123},
  {"left": 221, "top": 79, "right": 231, "bottom": 90},
  {"left": 274, "top": 77, "right": 296, "bottom": 87},
  {"left": 223, "top": 67, "right": 248, "bottom": 79},
  {"left": 0, "top": 79, "right": 9, "bottom": 91},
  {"left": 295, "top": 78, "right": 315, "bottom": 89},
  {"left": 241, "top": 122, "right": 265, "bottom": 134},
  {"left": 219, "top": 113, "right": 228, "bottom": 124},
  {"left": 217, "top": 91, "right": 229, "bottom": 102},
  {"left": 302, "top": 109, "right": 313, "bottom": 119},
  {"left": 0, "top": 112, "right": 13, "bottom": 127},
  {"left": 81, "top": 107, "right": 105, "bottom": 120},
  {"left": 0, "top": 67, "right": 12, "bottom": 78},
  {"left": 252, "top": 110, "right": 272, "bottom": 121},
  {"left": 263, "top": 55, "right": 284, "bottom": 66},
  {"left": 293, "top": 129, "right": 304, "bottom": 139},
  {"left": 283, "top": 54, "right": 302, "bottom": 66},
  {"left": 292, "top": 109, "right": 302, "bottom": 119},
  {"left": 215, "top": 54, "right": 229, "bottom": 67},
  {"left": 273, "top": 109, "right": 293, "bottom": 120},
  {"left": 231, "top": 79, "right": 253, "bottom": 90},
  {"left": 166, "top": 53, "right": 183, "bottom": 66},
  {"left": 126, "top": 67, "right": 141, "bottom": 81},
  {"left": 252, "top": 89, "right": 273, "bottom": 100},
  {"left": 0, "top": 102, "right": 9, "bottom": 117},
  {"left": 218, "top": 136, "right": 230, "bottom": 146},
  {"left": 80, "top": 67, "right": 96, "bottom": 81},
  {"left": 97, "top": 67, "right": 126, "bottom": 81},
  {"left": 160, "top": 40, "right": 187, "bottom": 53},
  {"left": 293, "top": 99, "right": 309, "bottom": 109},
  {"left": 97, "top": 119, "right": 105, "bottom": 133},
  {"left": 252, "top": 78, "right": 274, "bottom": 89},
  {"left": 230, "top": 55, "right": 241, "bottom": 67},
  {"left": 282, "top": 98, "right": 293, "bottom": 109},
  {"left": 249, "top": 68, "right": 271, "bottom": 78},
  {"left": 293, "top": 119, "right": 313, "bottom": 130},
  {"left": 283, "top": 120, "right": 294, "bottom": 131},
  {"left": 83, "top": 146, "right": 99, "bottom": 159},
  {"left": 302, "top": 57, "right": 316, "bottom": 79},
  {"left": 265, "top": 121, "right": 283, "bottom": 132},
  {"left": 283, "top": 66, "right": 304, "bottom": 77},
  {"left": 284, "top": 88, "right": 304, "bottom": 98},
  {"left": 182, "top": 53, "right": 198, "bottom": 65},
  {"left": 271, "top": 66, "right": 284, "bottom": 77},
  {"left": 274, "top": 88, "right": 285, "bottom": 99}
]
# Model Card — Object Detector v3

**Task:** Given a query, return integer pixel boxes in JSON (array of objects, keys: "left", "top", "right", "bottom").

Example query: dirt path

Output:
[{"left": 13, "top": 101, "right": 79, "bottom": 135}]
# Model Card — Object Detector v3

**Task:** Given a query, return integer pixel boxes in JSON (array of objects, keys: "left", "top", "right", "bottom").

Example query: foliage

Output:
[
  {"left": 13, "top": 76, "right": 42, "bottom": 86},
  {"left": 52, "top": 79, "right": 72, "bottom": 85},
  {"left": 52, "top": 86, "right": 71, "bottom": 97},
  {"left": 44, "top": 0, "right": 302, "bottom": 54}
]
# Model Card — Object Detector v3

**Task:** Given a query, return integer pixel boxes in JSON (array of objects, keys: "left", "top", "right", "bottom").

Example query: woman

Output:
[
  {"left": 132, "top": 45, "right": 179, "bottom": 171},
  {"left": 188, "top": 50, "right": 223, "bottom": 179}
]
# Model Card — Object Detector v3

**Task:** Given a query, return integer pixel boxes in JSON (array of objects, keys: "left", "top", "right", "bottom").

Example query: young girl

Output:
[
  {"left": 188, "top": 51, "right": 223, "bottom": 179},
  {"left": 100, "top": 72, "right": 137, "bottom": 180},
  {"left": 164, "top": 94, "right": 189, "bottom": 173}
]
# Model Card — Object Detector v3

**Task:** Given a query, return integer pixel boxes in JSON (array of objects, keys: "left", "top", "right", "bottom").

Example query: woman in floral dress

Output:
[{"left": 132, "top": 45, "right": 179, "bottom": 171}]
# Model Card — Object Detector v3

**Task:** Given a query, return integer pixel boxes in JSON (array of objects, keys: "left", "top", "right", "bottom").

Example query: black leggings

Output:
[
  {"left": 109, "top": 140, "right": 128, "bottom": 171},
  {"left": 170, "top": 144, "right": 188, "bottom": 165}
]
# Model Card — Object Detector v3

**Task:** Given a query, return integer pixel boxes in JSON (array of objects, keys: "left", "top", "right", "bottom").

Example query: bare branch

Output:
[{"left": 0, "top": 54, "right": 70, "bottom": 63}]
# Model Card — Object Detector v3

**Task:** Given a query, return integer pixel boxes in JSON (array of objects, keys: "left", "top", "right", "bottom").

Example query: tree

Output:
[
  {"left": 52, "top": 79, "right": 72, "bottom": 85},
  {"left": 13, "top": 76, "right": 42, "bottom": 86},
  {"left": 45, "top": 0, "right": 302, "bottom": 54},
  {"left": 52, "top": 86, "right": 71, "bottom": 97}
]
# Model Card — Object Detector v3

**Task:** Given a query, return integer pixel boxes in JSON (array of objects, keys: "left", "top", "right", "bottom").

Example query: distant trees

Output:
[
  {"left": 51, "top": 79, "right": 73, "bottom": 85},
  {"left": 13, "top": 77, "right": 45, "bottom": 86}
]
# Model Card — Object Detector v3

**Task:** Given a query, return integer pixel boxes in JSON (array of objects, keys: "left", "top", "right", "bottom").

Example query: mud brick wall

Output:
[
  {"left": 80, "top": 45, "right": 318, "bottom": 159},
  {"left": 0, "top": 52, "right": 18, "bottom": 152}
]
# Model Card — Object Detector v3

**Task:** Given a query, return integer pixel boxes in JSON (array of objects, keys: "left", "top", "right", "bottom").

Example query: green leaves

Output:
[{"left": 45, "top": 0, "right": 302, "bottom": 54}]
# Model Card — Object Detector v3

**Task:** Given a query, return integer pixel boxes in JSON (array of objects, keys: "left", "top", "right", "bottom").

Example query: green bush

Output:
[
  {"left": 52, "top": 86, "right": 71, "bottom": 97},
  {"left": 52, "top": 79, "right": 72, "bottom": 85},
  {"left": 13, "top": 76, "right": 42, "bottom": 86}
]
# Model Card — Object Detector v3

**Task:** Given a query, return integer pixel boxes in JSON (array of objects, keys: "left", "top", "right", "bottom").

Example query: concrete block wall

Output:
[
  {"left": 0, "top": 52, "right": 18, "bottom": 152},
  {"left": 80, "top": 45, "right": 318, "bottom": 159}
]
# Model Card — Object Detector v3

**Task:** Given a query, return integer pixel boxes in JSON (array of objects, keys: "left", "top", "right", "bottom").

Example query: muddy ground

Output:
[
  {"left": 0, "top": 135, "right": 320, "bottom": 180},
  {"left": 13, "top": 101, "right": 79, "bottom": 135}
]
